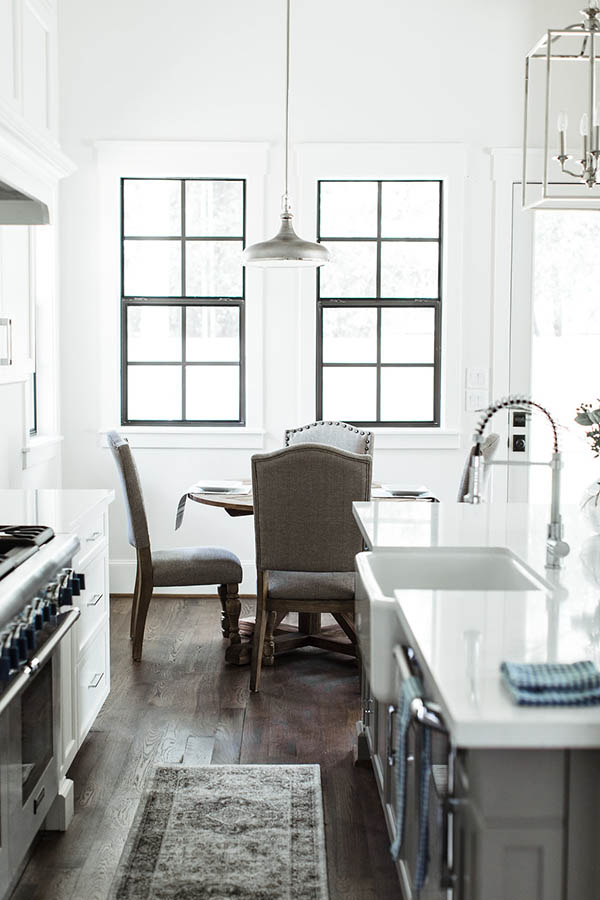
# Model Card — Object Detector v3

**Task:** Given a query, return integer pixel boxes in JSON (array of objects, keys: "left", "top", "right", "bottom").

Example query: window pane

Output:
[
  {"left": 380, "top": 242, "right": 438, "bottom": 298},
  {"left": 186, "top": 306, "right": 239, "bottom": 361},
  {"left": 381, "top": 308, "right": 435, "bottom": 363},
  {"left": 319, "top": 241, "right": 377, "bottom": 298},
  {"left": 127, "top": 365, "right": 181, "bottom": 420},
  {"left": 124, "top": 240, "right": 181, "bottom": 296},
  {"left": 380, "top": 367, "right": 434, "bottom": 421},
  {"left": 322, "top": 307, "right": 377, "bottom": 363},
  {"left": 185, "top": 181, "right": 243, "bottom": 237},
  {"left": 123, "top": 180, "right": 181, "bottom": 237},
  {"left": 127, "top": 306, "right": 181, "bottom": 362},
  {"left": 381, "top": 182, "right": 440, "bottom": 238},
  {"left": 322, "top": 367, "right": 376, "bottom": 420},
  {"left": 185, "top": 240, "right": 243, "bottom": 296},
  {"left": 319, "top": 182, "right": 378, "bottom": 237},
  {"left": 185, "top": 365, "right": 240, "bottom": 420}
]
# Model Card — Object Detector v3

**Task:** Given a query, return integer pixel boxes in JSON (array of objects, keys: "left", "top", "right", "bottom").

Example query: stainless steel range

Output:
[{"left": 0, "top": 525, "right": 81, "bottom": 899}]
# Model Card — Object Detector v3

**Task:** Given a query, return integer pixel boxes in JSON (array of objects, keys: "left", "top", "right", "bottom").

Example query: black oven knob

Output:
[
  {"left": 76, "top": 573, "right": 86, "bottom": 590},
  {"left": 24, "top": 625, "right": 36, "bottom": 650},
  {"left": 14, "top": 632, "right": 27, "bottom": 662},
  {"left": 70, "top": 576, "right": 81, "bottom": 597},
  {"left": 49, "top": 599, "right": 58, "bottom": 617},
  {"left": 59, "top": 586, "right": 72, "bottom": 605},
  {"left": 0, "top": 654, "right": 10, "bottom": 681},
  {"left": 41, "top": 602, "right": 50, "bottom": 623},
  {"left": 6, "top": 643, "right": 18, "bottom": 669},
  {"left": 33, "top": 612, "right": 43, "bottom": 631}
]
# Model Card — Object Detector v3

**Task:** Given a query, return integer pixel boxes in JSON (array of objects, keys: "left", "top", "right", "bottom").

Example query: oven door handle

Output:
[{"left": 0, "top": 607, "right": 80, "bottom": 716}]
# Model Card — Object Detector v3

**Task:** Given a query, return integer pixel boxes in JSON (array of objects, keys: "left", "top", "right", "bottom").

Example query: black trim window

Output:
[
  {"left": 316, "top": 180, "right": 442, "bottom": 427},
  {"left": 121, "top": 177, "right": 246, "bottom": 426}
]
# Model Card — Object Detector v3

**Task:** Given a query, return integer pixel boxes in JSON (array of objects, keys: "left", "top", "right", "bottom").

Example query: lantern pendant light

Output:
[{"left": 242, "top": 0, "right": 329, "bottom": 267}]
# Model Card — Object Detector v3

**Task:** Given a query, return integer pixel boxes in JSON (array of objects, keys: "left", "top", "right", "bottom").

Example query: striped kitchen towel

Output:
[
  {"left": 500, "top": 660, "right": 600, "bottom": 706},
  {"left": 390, "top": 675, "right": 431, "bottom": 891}
]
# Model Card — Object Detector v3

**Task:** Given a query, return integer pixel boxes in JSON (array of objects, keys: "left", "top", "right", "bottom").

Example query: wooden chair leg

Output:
[
  {"left": 250, "top": 575, "right": 268, "bottom": 692},
  {"left": 223, "top": 584, "right": 249, "bottom": 665},
  {"left": 217, "top": 584, "right": 230, "bottom": 638},
  {"left": 132, "top": 548, "right": 154, "bottom": 662},
  {"left": 263, "top": 611, "right": 277, "bottom": 667},
  {"left": 130, "top": 559, "right": 141, "bottom": 640}
]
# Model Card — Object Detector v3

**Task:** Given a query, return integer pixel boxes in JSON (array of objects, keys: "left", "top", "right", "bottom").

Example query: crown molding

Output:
[{"left": 0, "top": 97, "right": 75, "bottom": 183}]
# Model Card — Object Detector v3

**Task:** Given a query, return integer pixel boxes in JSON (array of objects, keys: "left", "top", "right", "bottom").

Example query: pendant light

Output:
[{"left": 242, "top": 0, "right": 329, "bottom": 267}]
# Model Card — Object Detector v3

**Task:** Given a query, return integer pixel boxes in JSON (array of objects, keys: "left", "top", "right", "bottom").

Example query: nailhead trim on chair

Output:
[{"left": 284, "top": 420, "right": 372, "bottom": 454}]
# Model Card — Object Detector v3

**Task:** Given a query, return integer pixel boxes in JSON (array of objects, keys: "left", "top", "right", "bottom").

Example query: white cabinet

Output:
[
  {"left": 38, "top": 490, "right": 113, "bottom": 832},
  {"left": 0, "top": 0, "right": 58, "bottom": 140},
  {"left": 58, "top": 498, "right": 111, "bottom": 776}
]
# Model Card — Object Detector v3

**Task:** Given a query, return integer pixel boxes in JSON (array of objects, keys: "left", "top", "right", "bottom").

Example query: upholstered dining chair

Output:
[
  {"left": 284, "top": 420, "right": 374, "bottom": 455},
  {"left": 107, "top": 431, "right": 243, "bottom": 662},
  {"left": 250, "top": 443, "right": 372, "bottom": 691},
  {"left": 457, "top": 432, "right": 500, "bottom": 501}
]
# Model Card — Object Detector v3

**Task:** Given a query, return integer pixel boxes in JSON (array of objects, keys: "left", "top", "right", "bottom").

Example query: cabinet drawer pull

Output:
[
  {"left": 86, "top": 531, "right": 102, "bottom": 543},
  {"left": 87, "top": 593, "right": 103, "bottom": 608},
  {"left": 88, "top": 672, "right": 104, "bottom": 689}
]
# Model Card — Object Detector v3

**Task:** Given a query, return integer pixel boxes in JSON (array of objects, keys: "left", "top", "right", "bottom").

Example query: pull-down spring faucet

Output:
[{"left": 464, "top": 395, "right": 570, "bottom": 569}]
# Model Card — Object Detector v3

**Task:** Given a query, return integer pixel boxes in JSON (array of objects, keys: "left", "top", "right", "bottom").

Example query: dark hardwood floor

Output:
[{"left": 13, "top": 596, "right": 399, "bottom": 900}]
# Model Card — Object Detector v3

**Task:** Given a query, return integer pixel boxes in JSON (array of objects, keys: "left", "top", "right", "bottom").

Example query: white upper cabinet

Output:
[
  {"left": 0, "top": 0, "right": 58, "bottom": 142},
  {"left": 0, "top": 0, "right": 18, "bottom": 111}
]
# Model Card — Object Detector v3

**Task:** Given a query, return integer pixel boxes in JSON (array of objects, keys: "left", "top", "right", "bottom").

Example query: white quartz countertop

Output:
[
  {"left": 353, "top": 500, "right": 600, "bottom": 748},
  {"left": 0, "top": 489, "right": 114, "bottom": 533}
]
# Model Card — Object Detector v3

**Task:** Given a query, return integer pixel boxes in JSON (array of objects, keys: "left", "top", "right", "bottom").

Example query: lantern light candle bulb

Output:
[
  {"left": 581, "top": 112, "right": 589, "bottom": 159},
  {"left": 557, "top": 111, "right": 568, "bottom": 157}
]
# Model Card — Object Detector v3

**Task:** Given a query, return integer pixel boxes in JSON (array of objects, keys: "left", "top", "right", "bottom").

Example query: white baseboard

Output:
[{"left": 109, "top": 558, "right": 257, "bottom": 596}]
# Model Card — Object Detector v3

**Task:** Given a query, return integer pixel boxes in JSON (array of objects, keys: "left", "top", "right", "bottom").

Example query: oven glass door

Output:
[{"left": 21, "top": 659, "right": 53, "bottom": 806}]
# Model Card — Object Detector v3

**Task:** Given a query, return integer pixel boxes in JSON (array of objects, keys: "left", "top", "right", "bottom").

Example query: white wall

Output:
[{"left": 57, "top": 0, "right": 577, "bottom": 592}]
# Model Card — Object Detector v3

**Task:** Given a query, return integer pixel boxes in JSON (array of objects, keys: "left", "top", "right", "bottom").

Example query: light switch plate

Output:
[
  {"left": 465, "top": 389, "right": 489, "bottom": 412},
  {"left": 465, "top": 367, "right": 489, "bottom": 390}
]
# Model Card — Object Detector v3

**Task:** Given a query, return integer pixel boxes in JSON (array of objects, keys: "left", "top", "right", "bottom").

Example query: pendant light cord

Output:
[{"left": 284, "top": 0, "right": 291, "bottom": 210}]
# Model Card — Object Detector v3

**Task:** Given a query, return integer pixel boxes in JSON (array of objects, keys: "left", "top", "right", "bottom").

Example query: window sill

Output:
[
  {"left": 98, "top": 427, "right": 266, "bottom": 450},
  {"left": 371, "top": 428, "right": 460, "bottom": 450},
  {"left": 22, "top": 434, "right": 64, "bottom": 469}
]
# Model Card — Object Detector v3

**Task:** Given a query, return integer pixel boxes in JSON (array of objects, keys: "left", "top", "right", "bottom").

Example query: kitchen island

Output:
[{"left": 352, "top": 501, "right": 600, "bottom": 900}]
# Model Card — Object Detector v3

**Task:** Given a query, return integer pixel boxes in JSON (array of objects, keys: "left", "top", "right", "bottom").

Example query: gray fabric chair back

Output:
[
  {"left": 252, "top": 443, "right": 371, "bottom": 574},
  {"left": 106, "top": 430, "right": 151, "bottom": 550},
  {"left": 285, "top": 420, "right": 374, "bottom": 455},
  {"left": 457, "top": 432, "right": 500, "bottom": 502}
]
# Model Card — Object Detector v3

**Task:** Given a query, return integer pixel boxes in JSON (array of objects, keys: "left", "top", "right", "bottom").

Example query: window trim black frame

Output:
[
  {"left": 120, "top": 176, "right": 246, "bottom": 427},
  {"left": 315, "top": 179, "right": 443, "bottom": 428}
]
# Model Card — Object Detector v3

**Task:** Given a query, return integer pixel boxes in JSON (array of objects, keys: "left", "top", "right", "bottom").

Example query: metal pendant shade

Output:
[{"left": 242, "top": 0, "right": 329, "bottom": 268}]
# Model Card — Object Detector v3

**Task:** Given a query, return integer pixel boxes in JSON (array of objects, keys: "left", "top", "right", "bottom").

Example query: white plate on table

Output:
[
  {"left": 192, "top": 481, "right": 248, "bottom": 494},
  {"left": 380, "top": 483, "right": 429, "bottom": 497}
]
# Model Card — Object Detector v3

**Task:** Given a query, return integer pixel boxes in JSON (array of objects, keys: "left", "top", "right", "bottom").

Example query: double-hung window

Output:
[
  {"left": 316, "top": 180, "right": 442, "bottom": 426},
  {"left": 121, "top": 177, "right": 246, "bottom": 426}
]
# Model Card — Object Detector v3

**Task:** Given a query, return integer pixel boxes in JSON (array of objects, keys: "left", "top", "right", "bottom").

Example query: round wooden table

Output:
[
  {"left": 187, "top": 483, "right": 254, "bottom": 517},
  {"left": 185, "top": 483, "right": 435, "bottom": 665}
]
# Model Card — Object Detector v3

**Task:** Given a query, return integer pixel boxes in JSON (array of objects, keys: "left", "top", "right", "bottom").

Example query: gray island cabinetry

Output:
[
  {"left": 359, "top": 666, "right": 600, "bottom": 899},
  {"left": 353, "top": 501, "right": 600, "bottom": 900}
]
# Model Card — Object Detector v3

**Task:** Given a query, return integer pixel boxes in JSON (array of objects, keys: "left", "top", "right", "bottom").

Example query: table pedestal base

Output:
[{"left": 226, "top": 614, "right": 356, "bottom": 667}]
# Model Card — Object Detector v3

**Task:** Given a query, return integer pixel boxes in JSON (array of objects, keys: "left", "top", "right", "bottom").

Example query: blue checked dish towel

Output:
[
  {"left": 500, "top": 660, "right": 600, "bottom": 706},
  {"left": 390, "top": 675, "right": 431, "bottom": 892}
]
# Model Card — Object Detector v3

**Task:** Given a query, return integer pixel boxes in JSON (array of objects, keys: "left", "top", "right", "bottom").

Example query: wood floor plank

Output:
[{"left": 14, "top": 596, "right": 399, "bottom": 900}]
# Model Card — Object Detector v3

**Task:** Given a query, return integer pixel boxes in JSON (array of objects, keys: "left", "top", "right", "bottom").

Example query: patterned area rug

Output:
[{"left": 109, "top": 764, "right": 329, "bottom": 900}]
